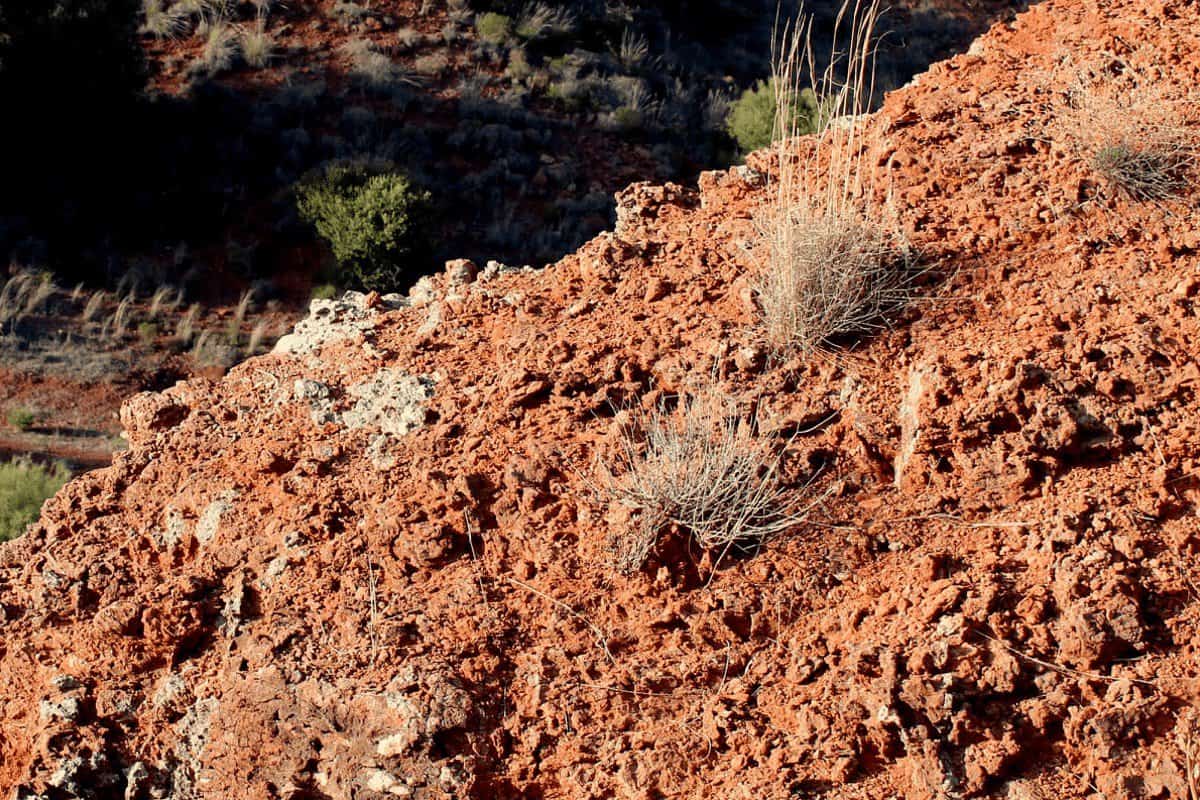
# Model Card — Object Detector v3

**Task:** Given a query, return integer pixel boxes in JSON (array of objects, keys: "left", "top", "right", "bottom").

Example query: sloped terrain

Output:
[
  {"left": 125, "top": 0, "right": 1034, "bottom": 278},
  {"left": 0, "top": 0, "right": 1030, "bottom": 473},
  {"left": 2, "top": 0, "right": 1200, "bottom": 797}
]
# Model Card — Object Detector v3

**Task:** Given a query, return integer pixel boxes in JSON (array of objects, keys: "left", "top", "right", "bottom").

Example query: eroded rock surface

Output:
[{"left": 3, "top": 1, "right": 1200, "bottom": 797}]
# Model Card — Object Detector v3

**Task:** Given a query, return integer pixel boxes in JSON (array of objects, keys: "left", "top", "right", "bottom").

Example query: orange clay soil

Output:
[{"left": 3, "top": 0, "right": 1200, "bottom": 797}]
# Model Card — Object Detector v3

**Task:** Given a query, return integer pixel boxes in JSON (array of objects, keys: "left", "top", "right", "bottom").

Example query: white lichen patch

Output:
[
  {"left": 274, "top": 291, "right": 407, "bottom": 356},
  {"left": 294, "top": 379, "right": 336, "bottom": 426},
  {"left": 153, "top": 673, "right": 187, "bottom": 710},
  {"left": 195, "top": 490, "right": 238, "bottom": 545},
  {"left": 343, "top": 369, "right": 436, "bottom": 437},
  {"left": 170, "top": 696, "right": 219, "bottom": 798},
  {"left": 155, "top": 506, "right": 189, "bottom": 549}
]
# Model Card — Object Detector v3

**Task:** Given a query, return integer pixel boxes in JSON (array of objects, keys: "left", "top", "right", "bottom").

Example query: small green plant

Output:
[
  {"left": 311, "top": 283, "right": 338, "bottom": 300},
  {"left": 475, "top": 12, "right": 511, "bottom": 44},
  {"left": 726, "top": 79, "right": 824, "bottom": 154},
  {"left": 6, "top": 408, "right": 35, "bottom": 431},
  {"left": 137, "top": 320, "right": 160, "bottom": 344},
  {"left": 296, "top": 162, "right": 431, "bottom": 292},
  {"left": 613, "top": 106, "right": 643, "bottom": 132},
  {"left": 505, "top": 47, "right": 533, "bottom": 82},
  {"left": 547, "top": 77, "right": 591, "bottom": 111},
  {"left": 0, "top": 458, "right": 70, "bottom": 542},
  {"left": 1092, "top": 140, "right": 1189, "bottom": 201}
]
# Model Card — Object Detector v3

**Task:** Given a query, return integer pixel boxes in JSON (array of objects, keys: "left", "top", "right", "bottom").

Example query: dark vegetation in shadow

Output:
[{"left": 1, "top": 0, "right": 1030, "bottom": 298}]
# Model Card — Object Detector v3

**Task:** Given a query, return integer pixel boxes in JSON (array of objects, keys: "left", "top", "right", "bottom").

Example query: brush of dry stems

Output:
[
  {"left": 757, "top": 0, "right": 915, "bottom": 357},
  {"left": 1055, "top": 62, "right": 1195, "bottom": 202},
  {"left": 594, "top": 382, "right": 805, "bottom": 573}
]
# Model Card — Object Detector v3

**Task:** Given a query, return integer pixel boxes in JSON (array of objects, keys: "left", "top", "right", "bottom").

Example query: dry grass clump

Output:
[
  {"left": 198, "top": 16, "right": 240, "bottom": 75},
  {"left": 1090, "top": 142, "right": 1189, "bottom": 201},
  {"left": 239, "top": 16, "right": 276, "bottom": 69},
  {"left": 102, "top": 294, "right": 136, "bottom": 341},
  {"left": 148, "top": 286, "right": 181, "bottom": 318},
  {"left": 1056, "top": 63, "right": 1195, "bottom": 202},
  {"left": 176, "top": 303, "right": 200, "bottom": 346},
  {"left": 759, "top": 204, "right": 913, "bottom": 353},
  {"left": 515, "top": 2, "right": 575, "bottom": 41},
  {"left": 82, "top": 290, "right": 108, "bottom": 323},
  {"left": 342, "top": 39, "right": 419, "bottom": 89},
  {"left": 141, "top": 0, "right": 189, "bottom": 39},
  {"left": 595, "top": 386, "right": 798, "bottom": 573},
  {"left": 756, "top": 0, "right": 916, "bottom": 357},
  {"left": 0, "top": 272, "right": 56, "bottom": 331}
]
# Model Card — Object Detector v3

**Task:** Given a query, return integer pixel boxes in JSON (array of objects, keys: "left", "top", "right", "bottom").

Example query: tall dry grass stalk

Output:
[
  {"left": 107, "top": 295, "right": 135, "bottom": 341},
  {"left": 176, "top": 303, "right": 200, "bottom": 346},
  {"left": 149, "top": 286, "right": 180, "bottom": 318},
  {"left": 0, "top": 274, "right": 30, "bottom": 328},
  {"left": 245, "top": 320, "right": 269, "bottom": 356},
  {"left": 227, "top": 289, "right": 254, "bottom": 344},
  {"left": 23, "top": 278, "right": 56, "bottom": 316},
  {"left": 757, "top": 0, "right": 915, "bottom": 357},
  {"left": 82, "top": 291, "right": 108, "bottom": 323}
]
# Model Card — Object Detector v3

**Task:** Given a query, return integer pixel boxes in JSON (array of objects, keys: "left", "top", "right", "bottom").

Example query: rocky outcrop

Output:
[{"left": 3, "top": 0, "right": 1200, "bottom": 797}]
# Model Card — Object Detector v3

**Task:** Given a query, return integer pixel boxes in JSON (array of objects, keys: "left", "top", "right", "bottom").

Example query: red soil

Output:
[{"left": 2, "top": 0, "right": 1200, "bottom": 797}]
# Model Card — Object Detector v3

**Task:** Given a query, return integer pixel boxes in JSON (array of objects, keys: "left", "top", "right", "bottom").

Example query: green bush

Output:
[
  {"left": 311, "top": 283, "right": 338, "bottom": 300},
  {"left": 0, "top": 458, "right": 70, "bottom": 542},
  {"left": 475, "top": 12, "right": 511, "bottom": 44},
  {"left": 725, "top": 79, "right": 824, "bottom": 154},
  {"left": 6, "top": 408, "right": 35, "bottom": 431},
  {"left": 295, "top": 162, "right": 431, "bottom": 292}
]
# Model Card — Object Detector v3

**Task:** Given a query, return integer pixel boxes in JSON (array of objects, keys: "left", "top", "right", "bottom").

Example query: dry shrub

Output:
[
  {"left": 198, "top": 16, "right": 239, "bottom": 76},
  {"left": 757, "top": 0, "right": 916, "bottom": 357},
  {"left": 759, "top": 204, "right": 913, "bottom": 353},
  {"left": 239, "top": 15, "right": 275, "bottom": 69},
  {"left": 141, "top": 0, "right": 189, "bottom": 39},
  {"left": 595, "top": 386, "right": 800, "bottom": 573},
  {"left": 1056, "top": 61, "right": 1194, "bottom": 202},
  {"left": 0, "top": 272, "right": 36, "bottom": 329},
  {"left": 342, "top": 39, "right": 419, "bottom": 88}
]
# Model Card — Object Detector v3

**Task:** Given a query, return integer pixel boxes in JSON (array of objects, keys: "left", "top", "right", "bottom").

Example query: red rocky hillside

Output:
[{"left": 2, "top": 0, "right": 1200, "bottom": 796}]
